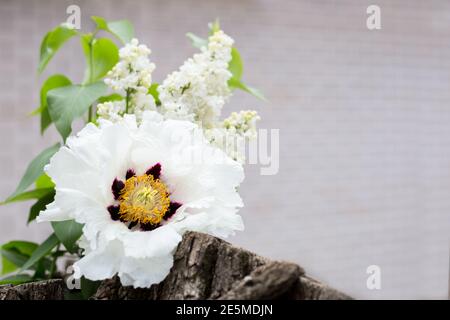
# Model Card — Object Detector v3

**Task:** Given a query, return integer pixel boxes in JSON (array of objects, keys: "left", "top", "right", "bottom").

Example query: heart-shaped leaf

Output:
[
  {"left": 31, "top": 75, "right": 72, "bottom": 134},
  {"left": 47, "top": 82, "right": 107, "bottom": 140},
  {"left": 92, "top": 16, "right": 134, "bottom": 44},
  {"left": 38, "top": 25, "right": 77, "bottom": 74},
  {"left": 81, "top": 37, "right": 119, "bottom": 83}
]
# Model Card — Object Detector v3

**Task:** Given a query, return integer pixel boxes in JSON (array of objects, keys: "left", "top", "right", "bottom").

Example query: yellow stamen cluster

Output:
[{"left": 118, "top": 174, "right": 170, "bottom": 225}]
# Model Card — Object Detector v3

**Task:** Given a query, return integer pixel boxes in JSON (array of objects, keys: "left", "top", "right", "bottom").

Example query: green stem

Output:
[
  {"left": 48, "top": 244, "right": 60, "bottom": 279},
  {"left": 88, "top": 105, "right": 93, "bottom": 123},
  {"left": 125, "top": 89, "right": 131, "bottom": 113},
  {"left": 87, "top": 30, "right": 98, "bottom": 123}
]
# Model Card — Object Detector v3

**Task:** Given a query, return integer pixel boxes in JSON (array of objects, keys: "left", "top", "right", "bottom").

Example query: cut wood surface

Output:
[{"left": 0, "top": 232, "right": 351, "bottom": 300}]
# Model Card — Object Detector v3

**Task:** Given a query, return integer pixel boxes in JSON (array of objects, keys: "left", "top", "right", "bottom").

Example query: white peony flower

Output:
[{"left": 37, "top": 111, "right": 244, "bottom": 288}]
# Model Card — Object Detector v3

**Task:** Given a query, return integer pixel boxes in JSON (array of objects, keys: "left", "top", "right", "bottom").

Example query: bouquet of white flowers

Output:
[{"left": 0, "top": 17, "right": 263, "bottom": 295}]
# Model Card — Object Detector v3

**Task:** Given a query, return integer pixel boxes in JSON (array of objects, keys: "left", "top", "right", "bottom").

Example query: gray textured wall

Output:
[{"left": 0, "top": 0, "right": 449, "bottom": 299}]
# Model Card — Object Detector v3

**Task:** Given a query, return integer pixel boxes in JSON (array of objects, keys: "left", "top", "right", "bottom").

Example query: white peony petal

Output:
[
  {"left": 119, "top": 254, "right": 174, "bottom": 288},
  {"left": 171, "top": 208, "right": 244, "bottom": 239},
  {"left": 74, "top": 239, "right": 123, "bottom": 281},
  {"left": 36, "top": 201, "right": 71, "bottom": 222},
  {"left": 140, "top": 110, "right": 163, "bottom": 124},
  {"left": 121, "top": 224, "right": 181, "bottom": 258}
]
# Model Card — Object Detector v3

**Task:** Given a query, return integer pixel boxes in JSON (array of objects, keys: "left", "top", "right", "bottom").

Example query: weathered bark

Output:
[
  {"left": 289, "top": 276, "right": 351, "bottom": 300},
  {"left": 218, "top": 262, "right": 302, "bottom": 300},
  {"left": 0, "top": 232, "right": 351, "bottom": 300},
  {"left": 0, "top": 285, "right": 13, "bottom": 300},
  {"left": 0, "top": 279, "right": 64, "bottom": 300}
]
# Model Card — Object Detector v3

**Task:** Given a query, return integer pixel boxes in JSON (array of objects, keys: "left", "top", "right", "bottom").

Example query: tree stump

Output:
[
  {"left": 0, "top": 232, "right": 351, "bottom": 300},
  {"left": 0, "top": 279, "right": 64, "bottom": 300}
]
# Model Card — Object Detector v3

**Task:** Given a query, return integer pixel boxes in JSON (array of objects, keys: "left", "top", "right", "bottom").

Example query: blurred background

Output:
[{"left": 0, "top": 0, "right": 449, "bottom": 299}]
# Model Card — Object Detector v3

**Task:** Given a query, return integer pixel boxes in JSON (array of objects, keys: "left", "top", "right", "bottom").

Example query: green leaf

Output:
[
  {"left": 92, "top": 16, "right": 134, "bottom": 44},
  {"left": 108, "top": 20, "right": 134, "bottom": 44},
  {"left": 2, "top": 241, "right": 37, "bottom": 257},
  {"left": 20, "top": 234, "right": 59, "bottom": 271},
  {"left": 28, "top": 190, "right": 55, "bottom": 224},
  {"left": 40, "top": 108, "right": 52, "bottom": 134},
  {"left": 81, "top": 37, "right": 119, "bottom": 83},
  {"left": 0, "top": 274, "right": 33, "bottom": 285},
  {"left": 4, "top": 143, "right": 59, "bottom": 202},
  {"left": 33, "top": 75, "right": 72, "bottom": 134},
  {"left": 81, "top": 277, "right": 101, "bottom": 299},
  {"left": 41, "top": 75, "right": 72, "bottom": 109},
  {"left": 187, "top": 19, "right": 220, "bottom": 48},
  {"left": 1, "top": 258, "right": 17, "bottom": 275},
  {"left": 148, "top": 83, "right": 160, "bottom": 106},
  {"left": 229, "top": 47, "right": 243, "bottom": 81},
  {"left": 33, "top": 258, "right": 48, "bottom": 279},
  {"left": 51, "top": 220, "right": 83, "bottom": 254},
  {"left": 80, "top": 33, "right": 94, "bottom": 77},
  {"left": 1, "top": 250, "right": 28, "bottom": 271},
  {"left": 186, "top": 32, "right": 207, "bottom": 49},
  {"left": 35, "top": 174, "right": 55, "bottom": 189},
  {"left": 91, "top": 16, "right": 108, "bottom": 30},
  {"left": 228, "top": 77, "right": 267, "bottom": 101},
  {"left": 98, "top": 93, "right": 123, "bottom": 103},
  {"left": 227, "top": 46, "right": 265, "bottom": 101},
  {"left": 64, "top": 277, "right": 101, "bottom": 300},
  {"left": 1, "top": 241, "right": 38, "bottom": 275},
  {"left": 3, "top": 188, "right": 55, "bottom": 205},
  {"left": 47, "top": 82, "right": 107, "bottom": 140},
  {"left": 38, "top": 25, "right": 78, "bottom": 74}
]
